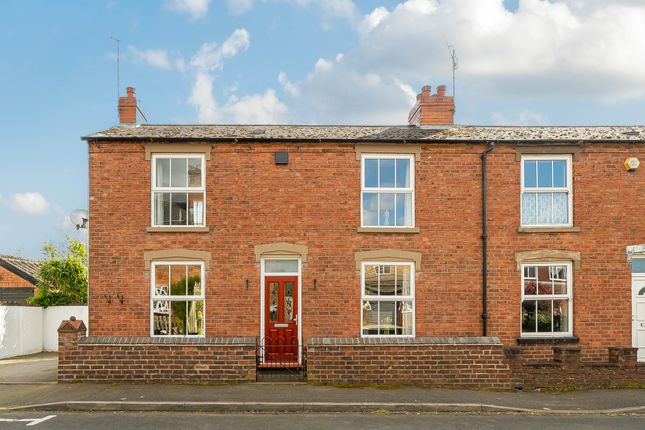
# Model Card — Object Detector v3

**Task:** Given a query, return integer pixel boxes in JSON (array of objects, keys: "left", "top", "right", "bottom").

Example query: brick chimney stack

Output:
[
  {"left": 118, "top": 87, "right": 137, "bottom": 124},
  {"left": 408, "top": 84, "right": 454, "bottom": 126}
]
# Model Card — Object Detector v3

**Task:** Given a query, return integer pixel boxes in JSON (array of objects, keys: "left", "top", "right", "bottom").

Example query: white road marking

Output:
[{"left": 0, "top": 415, "right": 57, "bottom": 426}]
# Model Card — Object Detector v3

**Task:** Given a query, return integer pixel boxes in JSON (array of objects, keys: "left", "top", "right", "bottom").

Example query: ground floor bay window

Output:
[
  {"left": 361, "top": 262, "right": 415, "bottom": 337},
  {"left": 151, "top": 261, "right": 205, "bottom": 336},
  {"left": 521, "top": 262, "right": 572, "bottom": 337}
]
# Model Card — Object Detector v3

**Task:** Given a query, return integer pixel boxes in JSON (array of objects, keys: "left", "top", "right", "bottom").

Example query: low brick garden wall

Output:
[
  {"left": 306, "top": 337, "right": 512, "bottom": 388},
  {"left": 506, "top": 345, "right": 645, "bottom": 389},
  {"left": 58, "top": 318, "right": 256, "bottom": 383}
]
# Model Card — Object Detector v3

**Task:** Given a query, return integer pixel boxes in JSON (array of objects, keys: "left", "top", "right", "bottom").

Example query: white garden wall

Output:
[
  {"left": 0, "top": 305, "right": 88, "bottom": 359},
  {"left": 42, "top": 306, "right": 88, "bottom": 352}
]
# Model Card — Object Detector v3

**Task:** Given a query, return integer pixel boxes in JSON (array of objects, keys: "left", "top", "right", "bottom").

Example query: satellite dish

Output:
[{"left": 70, "top": 209, "right": 89, "bottom": 230}]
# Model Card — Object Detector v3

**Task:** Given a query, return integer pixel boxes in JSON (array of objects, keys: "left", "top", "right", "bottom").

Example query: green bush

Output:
[{"left": 29, "top": 237, "right": 88, "bottom": 306}]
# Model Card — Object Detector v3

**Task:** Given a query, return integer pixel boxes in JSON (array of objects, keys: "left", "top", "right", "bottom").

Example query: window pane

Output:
[
  {"left": 187, "top": 265, "right": 201, "bottom": 296},
  {"left": 395, "top": 159, "right": 410, "bottom": 188},
  {"left": 523, "top": 160, "right": 537, "bottom": 188},
  {"left": 171, "top": 158, "right": 188, "bottom": 187},
  {"left": 364, "top": 265, "right": 378, "bottom": 295},
  {"left": 552, "top": 192, "right": 568, "bottom": 224},
  {"left": 187, "top": 158, "right": 202, "bottom": 187},
  {"left": 537, "top": 193, "right": 552, "bottom": 224},
  {"left": 269, "top": 282, "right": 278, "bottom": 322},
  {"left": 379, "top": 301, "right": 396, "bottom": 335},
  {"left": 553, "top": 299, "right": 568, "bottom": 333},
  {"left": 379, "top": 193, "right": 395, "bottom": 226},
  {"left": 364, "top": 159, "right": 378, "bottom": 188},
  {"left": 379, "top": 266, "right": 395, "bottom": 296},
  {"left": 188, "top": 193, "right": 204, "bottom": 226},
  {"left": 156, "top": 158, "right": 170, "bottom": 187},
  {"left": 284, "top": 282, "right": 294, "bottom": 321},
  {"left": 395, "top": 193, "right": 412, "bottom": 227},
  {"left": 397, "top": 301, "right": 414, "bottom": 335},
  {"left": 521, "top": 300, "right": 536, "bottom": 333},
  {"left": 396, "top": 265, "right": 411, "bottom": 296},
  {"left": 537, "top": 160, "right": 553, "bottom": 187},
  {"left": 171, "top": 265, "right": 188, "bottom": 295},
  {"left": 537, "top": 300, "right": 552, "bottom": 332},
  {"left": 171, "top": 193, "right": 188, "bottom": 225},
  {"left": 265, "top": 260, "right": 298, "bottom": 273},
  {"left": 537, "top": 266, "right": 552, "bottom": 295},
  {"left": 154, "top": 192, "right": 171, "bottom": 226},
  {"left": 153, "top": 300, "right": 170, "bottom": 335},
  {"left": 362, "top": 300, "right": 378, "bottom": 335},
  {"left": 154, "top": 265, "right": 170, "bottom": 296},
  {"left": 524, "top": 277, "right": 537, "bottom": 295},
  {"left": 521, "top": 192, "right": 537, "bottom": 225},
  {"left": 551, "top": 266, "right": 567, "bottom": 294},
  {"left": 171, "top": 301, "right": 187, "bottom": 335},
  {"left": 553, "top": 160, "right": 566, "bottom": 187},
  {"left": 379, "top": 159, "right": 395, "bottom": 187},
  {"left": 362, "top": 193, "right": 378, "bottom": 226}
]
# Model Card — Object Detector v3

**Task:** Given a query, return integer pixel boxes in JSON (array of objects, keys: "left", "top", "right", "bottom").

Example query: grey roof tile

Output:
[{"left": 83, "top": 124, "right": 645, "bottom": 142}]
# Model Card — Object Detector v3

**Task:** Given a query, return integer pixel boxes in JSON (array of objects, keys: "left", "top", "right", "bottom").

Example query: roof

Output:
[
  {"left": 0, "top": 254, "right": 42, "bottom": 285},
  {"left": 83, "top": 124, "right": 645, "bottom": 143}
]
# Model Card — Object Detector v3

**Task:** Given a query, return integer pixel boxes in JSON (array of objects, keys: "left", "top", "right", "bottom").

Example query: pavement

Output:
[
  {"left": 0, "top": 352, "right": 57, "bottom": 384},
  {"left": 0, "top": 353, "right": 644, "bottom": 415}
]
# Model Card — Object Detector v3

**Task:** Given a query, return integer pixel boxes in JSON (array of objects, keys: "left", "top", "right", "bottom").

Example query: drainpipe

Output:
[{"left": 480, "top": 142, "right": 495, "bottom": 337}]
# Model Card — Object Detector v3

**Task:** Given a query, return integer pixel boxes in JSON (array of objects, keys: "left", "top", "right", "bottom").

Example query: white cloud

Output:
[
  {"left": 128, "top": 46, "right": 172, "bottom": 70},
  {"left": 277, "top": 0, "right": 645, "bottom": 124},
  {"left": 10, "top": 192, "right": 49, "bottom": 215},
  {"left": 186, "top": 29, "right": 289, "bottom": 123},
  {"left": 164, "top": 0, "right": 211, "bottom": 19},
  {"left": 491, "top": 109, "right": 548, "bottom": 126},
  {"left": 226, "top": 0, "right": 254, "bottom": 14},
  {"left": 190, "top": 72, "right": 288, "bottom": 123},
  {"left": 278, "top": 72, "right": 300, "bottom": 96},
  {"left": 190, "top": 29, "right": 250, "bottom": 72}
]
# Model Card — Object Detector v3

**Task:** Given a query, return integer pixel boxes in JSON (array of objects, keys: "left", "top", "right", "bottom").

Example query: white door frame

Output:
[
  {"left": 259, "top": 257, "right": 302, "bottom": 365},
  {"left": 632, "top": 271, "right": 645, "bottom": 362}
]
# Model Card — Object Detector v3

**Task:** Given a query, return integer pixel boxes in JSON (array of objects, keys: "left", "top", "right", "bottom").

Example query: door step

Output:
[{"left": 256, "top": 367, "right": 307, "bottom": 382}]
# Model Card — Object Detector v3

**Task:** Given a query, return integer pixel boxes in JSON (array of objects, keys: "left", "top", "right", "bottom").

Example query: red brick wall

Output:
[
  {"left": 58, "top": 326, "right": 256, "bottom": 383},
  {"left": 87, "top": 141, "right": 645, "bottom": 360},
  {"left": 0, "top": 266, "right": 34, "bottom": 288},
  {"left": 307, "top": 337, "right": 511, "bottom": 388}
]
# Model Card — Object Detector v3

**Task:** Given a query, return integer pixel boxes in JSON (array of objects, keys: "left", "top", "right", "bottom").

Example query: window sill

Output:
[
  {"left": 518, "top": 226, "right": 580, "bottom": 234},
  {"left": 146, "top": 226, "right": 210, "bottom": 233},
  {"left": 516, "top": 336, "right": 579, "bottom": 345},
  {"left": 357, "top": 227, "right": 420, "bottom": 234}
]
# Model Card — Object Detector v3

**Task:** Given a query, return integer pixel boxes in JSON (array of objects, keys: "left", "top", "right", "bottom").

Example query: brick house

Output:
[
  {"left": 58, "top": 85, "right": 645, "bottom": 386},
  {"left": 0, "top": 255, "right": 41, "bottom": 304}
]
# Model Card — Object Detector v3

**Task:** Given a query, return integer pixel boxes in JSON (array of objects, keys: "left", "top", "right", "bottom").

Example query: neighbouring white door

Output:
[{"left": 633, "top": 275, "right": 645, "bottom": 362}]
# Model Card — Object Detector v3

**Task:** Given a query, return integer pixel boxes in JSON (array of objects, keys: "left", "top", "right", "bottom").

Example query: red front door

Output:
[{"left": 264, "top": 276, "right": 299, "bottom": 366}]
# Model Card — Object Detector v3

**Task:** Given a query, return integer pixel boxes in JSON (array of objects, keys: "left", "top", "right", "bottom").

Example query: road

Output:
[{"left": 0, "top": 412, "right": 644, "bottom": 429}]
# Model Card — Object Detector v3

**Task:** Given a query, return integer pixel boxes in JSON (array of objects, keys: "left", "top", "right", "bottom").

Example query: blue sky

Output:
[{"left": 1, "top": 0, "right": 645, "bottom": 258}]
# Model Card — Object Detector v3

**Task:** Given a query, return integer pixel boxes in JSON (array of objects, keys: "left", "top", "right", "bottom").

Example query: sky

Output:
[{"left": 1, "top": 0, "right": 645, "bottom": 259}]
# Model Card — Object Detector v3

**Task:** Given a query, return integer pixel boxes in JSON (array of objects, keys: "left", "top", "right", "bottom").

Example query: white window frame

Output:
[
  {"left": 360, "top": 154, "right": 415, "bottom": 228},
  {"left": 151, "top": 153, "right": 206, "bottom": 227},
  {"left": 150, "top": 260, "right": 206, "bottom": 337},
  {"left": 520, "top": 261, "right": 573, "bottom": 338},
  {"left": 520, "top": 154, "right": 573, "bottom": 227},
  {"left": 360, "top": 261, "right": 415, "bottom": 338}
]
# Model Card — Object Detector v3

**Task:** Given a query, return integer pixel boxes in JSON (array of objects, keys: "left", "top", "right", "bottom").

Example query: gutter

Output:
[{"left": 480, "top": 142, "right": 495, "bottom": 336}]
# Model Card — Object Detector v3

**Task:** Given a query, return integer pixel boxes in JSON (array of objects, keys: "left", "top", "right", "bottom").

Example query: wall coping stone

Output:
[
  {"left": 79, "top": 336, "right": 257, "bottom": 345},
  {"left": 307, "top": 336, "right": 501, "bottom": 346}
]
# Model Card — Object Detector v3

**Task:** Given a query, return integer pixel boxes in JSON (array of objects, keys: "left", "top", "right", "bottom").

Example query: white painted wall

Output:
[
  {"left": 0, "top": 306, "right": 43, "bottom": 359},
  {"left": 42, "top": 306, "right": 88, "bottom": 352},
  {"left": 0, "top": 305, "right": 88, "bottom": 359}
]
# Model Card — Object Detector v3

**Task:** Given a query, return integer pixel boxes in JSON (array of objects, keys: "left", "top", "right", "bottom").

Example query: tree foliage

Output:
[{"left": 28, "top": 238, "right": 88, "bottom": 306}]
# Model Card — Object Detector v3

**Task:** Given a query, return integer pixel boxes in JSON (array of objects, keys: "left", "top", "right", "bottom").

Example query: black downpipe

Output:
[{"left": 480, "top": 142, "right": 495, "bottom": 336}]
